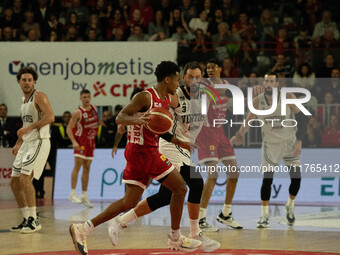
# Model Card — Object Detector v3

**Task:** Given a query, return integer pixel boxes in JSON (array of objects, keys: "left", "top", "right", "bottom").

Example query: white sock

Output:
[
  {"left": 71, "top": 189, "right": 77, "bottom": 194},
  {"left": 120, "top": 209, "right": 137, "bottom": 225},
  {"left": 199, "top": 208, "right": 206, "bottom": 220},
  {"left": 287, "top": 197, "right": 295, "bottom": 207},
  {"left": 222, "top": 204, "right": 231, "bottom": 216},
  {"left": 83, "top": 220, "right": 94, "bottom": 233},
  {"left": 189, "top": 219, "right": 200, "bottom": 237},
  {"left": 170, "top": 229, "right": 181, "bottom": 240},
  {"left": 21, "top": 206, "right": 29, "bottom": 219},
  {"left": 262, "top": 205, "right": 269, "bottom": 217},
  {"left": 81, "top": 191, "right": 87, "bottom": 196},
  {"left": 28, "top": 206, "right": 37, "bottom": 219}
]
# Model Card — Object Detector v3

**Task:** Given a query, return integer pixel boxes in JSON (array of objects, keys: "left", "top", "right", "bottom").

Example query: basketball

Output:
[{"left": 145, "top": 107, "right": 173, "bottom": 134}]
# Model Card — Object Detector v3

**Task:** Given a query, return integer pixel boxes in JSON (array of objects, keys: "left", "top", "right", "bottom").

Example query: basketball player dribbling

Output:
[
  {"left": 231, "top": 72, "right": 307, "bottom": 228},
  {"left": 108, "top": 62, "right": 220, "bottom": 252},
  {"left": 69, "top": 61, "right": 202, "bottom": 255},
  {"left": 67, "top": 89, "right": 99, "bottom": 208}
]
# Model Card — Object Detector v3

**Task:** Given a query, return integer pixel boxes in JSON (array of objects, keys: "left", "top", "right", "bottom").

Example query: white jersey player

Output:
[
  {"left": 159, "top": 85, "right": 205, "bottom": 169},
  {"left": 11, "top": 66, "right": 54, "bottom": 233},
  {"left": 231, "top": 72, "right": 307, "bottom": 228}
]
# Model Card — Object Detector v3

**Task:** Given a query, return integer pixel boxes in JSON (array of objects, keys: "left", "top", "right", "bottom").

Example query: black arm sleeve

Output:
[
  {"left": 295, "top": 111, "right": 307, "bottom": 141},
  {"left": 159, "top": 132, "right": 174, "bottom": 142}
]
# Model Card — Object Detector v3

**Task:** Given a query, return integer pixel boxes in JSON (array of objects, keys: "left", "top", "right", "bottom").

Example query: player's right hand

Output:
[
  {"left": 230, "top": 135, "right": 242, "bottom": 146},
  {"left": 137, "top": 112, "right": 150, "bottom": 126},
  {"left": 72, "top": 142, "right": 80, "bottom": 151},
  {"left": 112, "top": 147, "right": 118, "bottom": 158},
  {"left": 117, "top": 124, "right": 126, "bottom": 134},
  {"left": 12, "top": 146, "right": 19, "bottom": 155}
]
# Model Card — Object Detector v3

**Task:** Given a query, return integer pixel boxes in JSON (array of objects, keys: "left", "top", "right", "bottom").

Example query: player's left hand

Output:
[{"left": 292, "top": 140, "right": 302, "bottom": 157}]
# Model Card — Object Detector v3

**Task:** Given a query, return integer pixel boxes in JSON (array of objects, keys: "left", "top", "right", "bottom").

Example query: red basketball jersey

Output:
[
  {"left": 73, "top": 105, "right": 99, "bottom": 140},
  {"left": 205, "top": 96, "right": 228, "bottom": 127},
  {"left": 127, "top": 87, "right": 171, "bottom": 148}
]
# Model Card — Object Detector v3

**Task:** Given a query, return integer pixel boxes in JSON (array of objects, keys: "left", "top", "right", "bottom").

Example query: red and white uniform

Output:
[
  {"left": 196, "top": 88, "right": 235, "bottom": 164},
  {"left": 123, "top": 87, "right": 174, "bottom": 189},
  {"left": 73, "top": 105, "right": 99, "bottom": 159}
]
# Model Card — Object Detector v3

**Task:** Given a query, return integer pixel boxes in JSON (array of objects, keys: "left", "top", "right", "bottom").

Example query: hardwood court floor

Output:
[{"left": 0, "top": 200, "right": 339, "bottom": 254}]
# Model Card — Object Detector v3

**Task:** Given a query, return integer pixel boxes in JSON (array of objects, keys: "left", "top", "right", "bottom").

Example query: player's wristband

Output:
[{"left": 160, "top": 132, "right": 174, "bottom": 142}]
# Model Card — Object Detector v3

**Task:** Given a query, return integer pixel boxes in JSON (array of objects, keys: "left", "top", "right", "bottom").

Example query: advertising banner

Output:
[
  {"left": 0, "top": 42, "right": 177, "bottom": 116},
  {"left": 0, "top": 148, "right": 15, "bottom": 200},
  {"left": 54, "top": 148, "right": 340, "bottom": 204}
]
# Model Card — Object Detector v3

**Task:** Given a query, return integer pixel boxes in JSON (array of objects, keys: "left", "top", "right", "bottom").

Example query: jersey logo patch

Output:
[
  {"left": 160, "top": 155, "right": 166, "bottom": 161},
  {"left": 209, "top": 145, "right": 215, "bottom": 151}
]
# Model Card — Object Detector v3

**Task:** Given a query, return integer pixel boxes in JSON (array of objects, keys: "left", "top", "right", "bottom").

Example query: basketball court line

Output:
[{"left": 17, "top": 249, "right": 340, "bottom": 255}]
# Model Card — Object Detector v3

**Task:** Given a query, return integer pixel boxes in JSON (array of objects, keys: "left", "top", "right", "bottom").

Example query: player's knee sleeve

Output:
[
  {"left": 146, "top": 185, "right": 172, "bottom": 212},
  {"left": 289, "top": 178, "right": 301, "bottom": 196},
  {"left": 289, "top": 166, "right": 301, "bottom": 196},
  {"left": 187, "top": 178, "right": 203, "bottom": 204},
  {"left": 180, "top": 164, "right": 203, "bottom": 204},
  {"left": 261, "top": 172, "right": 274, "bottom": 201}
]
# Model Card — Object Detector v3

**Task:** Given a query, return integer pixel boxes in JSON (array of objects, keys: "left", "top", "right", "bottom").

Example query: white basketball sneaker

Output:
[
  {"left": 69, "top": 223, "right": 88, "bottom": 255},
  {"left": 69, "top": 192, "right": 82, "bottom": 204},
  {"left": 20, "top": 217, "right": 42, "bottom": 234},
  {"left": 168, "top": 234, "right": 202, "bottom": 252},
  {"left": 189, "top": 231, "right": 220, "bottom": 252},
  {"left": 216, "top": 211, "right": 243, "bottom": 229},
  {"left": 80, "top": 194, "right": 93, "bottom": 208},
  {"left": 108, "top": 216, "right": 127, "bottom": 246}
]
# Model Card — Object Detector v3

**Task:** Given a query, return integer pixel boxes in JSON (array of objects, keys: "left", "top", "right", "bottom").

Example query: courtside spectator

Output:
[
  {"left": 270, "top": 53, "right": 294, "bottom": 77},
  {"left": 179, "top": 0, "right": 197, "bottom": 24},
  {"left": 326, "top": 68, "right": 340, "bottom": 103},
  {"left": 0, "top": 7, "right": 19, "bottom": 41},
  {"left": 313, "top": 10, "right": 339, "bottom": 40},
  {"left": 148, "top": 10, "right": 169, "bottom": 38},
  {"left": 66, "top": 0, "right": 89, "bottom": 25},
  {"left": 304, "top": 116, "right": 323, "bottom": 148},
  {"left": 188, "top": 10, "right": 209, "bottom": 35},
  {"left": 19, "top": 10, "right": 41, "bottom": 41},
  {"left": 128, "top": 24, "right": 149, "bottom": 41},
  {"left": 206, "top": 8, "right": 225, "bottom": 39},
  {"left": 316, "top": 53, "right": 336, "bottom": 78},
  {"left": 293, "top": 62, "right": 316, "bottom": 91},
  {"left": 168, "top": 8, "right": 188, "bottom": 36},
  {"left": 232, "top": 12, "right": 255, "bottom": 41},
  {"left": 256, "top": 9, "right": 278, "bottom": 52},
  {"left": 221, "top": 57, "right": 238, "bottom": 78},
  {"left": 321, "top": 114, "right": 340, "bottom": 147},
  {"left": 129, "top": 0, "right": 154, "bottom": 29},
  {"left": 106, "top": 9, "right": 127, "bottom": 40},
  {"left": 317, "top": 92, "right": 340, "bottom": 125}
]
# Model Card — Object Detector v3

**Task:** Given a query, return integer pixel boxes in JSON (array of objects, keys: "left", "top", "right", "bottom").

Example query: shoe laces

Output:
[
  {"left": 197, "top": 233, "right": 214, "bottom": 245},
  {"left": 200, "top": 218, "right": 213, "bottom": 227},
  {"left": 286, "top": 206, "right": 294, "bottom": 218},
  {"left": 259, "top": 216, "right": 268, "bottom": 223},
  {"left": 78, "top": 225, "right": 89, "bottom": 244}
]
